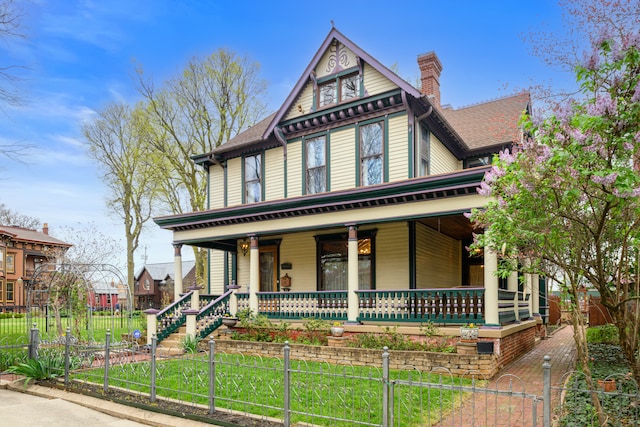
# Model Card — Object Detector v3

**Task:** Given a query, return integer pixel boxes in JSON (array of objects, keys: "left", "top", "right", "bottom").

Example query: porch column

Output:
[
  {"left": 347, "top": 225, "right": 359, "bottom": 323},
  {"left": 524, "top": 259, "right": 533, "bottom": 318},
  {"left": 532, "top": 273, "right": 540, "bottom": 315},
  {"left": 507, "top": 271, "right": 519, "bottom": 321},
  {"left": 249, "top": 235, "right": 259, "bottom": 314},
  {"left": 483, "top": 248, "right": 500, "bottom": 326},
  {"left": 173, "top": 243, "right": 183, "bottom": 302}
]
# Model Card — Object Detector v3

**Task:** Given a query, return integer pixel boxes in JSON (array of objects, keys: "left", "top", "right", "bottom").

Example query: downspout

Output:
[{"left": 274, "top": 126, "right": 288, "bottom": 161}]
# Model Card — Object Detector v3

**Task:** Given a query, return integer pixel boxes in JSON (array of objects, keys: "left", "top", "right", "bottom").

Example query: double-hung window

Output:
[
  {"left": 317, "top": 72, "right": 360, "bottom": 108},
  {"left": 245, "top": 154, "right": 262, "bottom": 203},
  {"left": 6, "top": 281, "right": 13, "bottom": 302},
  {"left": 418, "top": 124, "right": 430, "bottom": 176},
  {"left": 306, "top": 136, "right": 326, "bottom": 194},
  {"left": 360, "top": 122, "right": 384, "bottom": 186}
]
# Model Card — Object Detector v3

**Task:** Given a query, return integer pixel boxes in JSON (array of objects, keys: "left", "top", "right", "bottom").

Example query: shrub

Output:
[
  {"left": 586, "top": 324, "right": 619, "bottom": 344},
  {"left": 180, "top": 335, "right": 201, "bottom": 353},
  {"left": 7, "top": 353, "right": 65, "bottom": 386}
]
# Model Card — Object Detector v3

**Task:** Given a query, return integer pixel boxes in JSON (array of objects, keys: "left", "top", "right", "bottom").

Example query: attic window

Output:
[
  {"left": 465, "top": 155, "right": 492, "bottom": 169},
  {"left": 317, "top": 72, "right": 360, "bottom": 108}
]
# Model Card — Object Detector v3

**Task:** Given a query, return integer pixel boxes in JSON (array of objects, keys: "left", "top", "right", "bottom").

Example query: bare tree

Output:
[
  {"left": 136, "top": 48, "right": 267, "bottom": 287},
  {"left": 0, "top": 0, "right": 24, "bottom": 107},
  {"left": 0, "top": 203, "right": 40, "bottom": 229},
  {"left": 83, "top": 103, "right": 155, "bottom": 294}
]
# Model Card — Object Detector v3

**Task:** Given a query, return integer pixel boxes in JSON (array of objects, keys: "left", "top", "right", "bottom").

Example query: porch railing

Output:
[
  {"left": 257, "top": 291, "right": 348, "bottom": 320},
  {"left": 518, "top": 292, "right": 531, "bottom": 320},
  {"left": 357, "top": 288, "right": 485, "bottom": 324},
  {"left": 498, "top": 290, "right": 517, "bottom": 324}
]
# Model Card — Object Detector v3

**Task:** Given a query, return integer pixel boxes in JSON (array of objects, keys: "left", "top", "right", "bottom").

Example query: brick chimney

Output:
[
  {"left": 417, "top": 51, "right": 443, "bottom": 107},
  {"left": 42, "top": 223, "right": 49, "bottom": 235}
]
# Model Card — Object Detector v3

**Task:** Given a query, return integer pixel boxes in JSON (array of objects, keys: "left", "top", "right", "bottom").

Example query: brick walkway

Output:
[{"left": 434, "top": 325, "right": 576, "bottom": 427}]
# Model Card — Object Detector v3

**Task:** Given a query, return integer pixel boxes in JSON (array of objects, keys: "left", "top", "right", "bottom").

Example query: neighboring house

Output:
[
  {"left": 0, "top": 223, "right": 72, "bottom": 312},
  {"left": 155, "top": 28, "right": 542, "bottom": 327},
  {"left": 134, "top": 261, "right": 196, "bottom": 310},
  {"left": 88, "top": 280, "right": 125, "bottom": 311}
]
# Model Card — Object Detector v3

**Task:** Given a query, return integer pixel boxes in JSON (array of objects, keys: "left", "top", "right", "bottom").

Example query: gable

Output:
[{"left": 316, "top": 41, "right": 358, "bottom": 79}]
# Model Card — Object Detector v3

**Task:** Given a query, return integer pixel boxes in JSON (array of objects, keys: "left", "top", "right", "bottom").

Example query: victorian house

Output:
[
  {"left": 154, "top": 28, "right": 542, "bottom": 331},
  {"left": 0, "top": 223, "right": 71, "bottom": 312}
]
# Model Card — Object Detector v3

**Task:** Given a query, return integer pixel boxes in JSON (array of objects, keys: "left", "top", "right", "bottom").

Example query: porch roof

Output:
[{"left": 155, "top": 168, "right": 488, "bottom": 242}]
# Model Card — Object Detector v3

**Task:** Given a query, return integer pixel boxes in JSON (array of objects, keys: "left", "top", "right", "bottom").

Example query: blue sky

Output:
[{"left": 0, "top": 0, "right": 573, "bottom": 268}]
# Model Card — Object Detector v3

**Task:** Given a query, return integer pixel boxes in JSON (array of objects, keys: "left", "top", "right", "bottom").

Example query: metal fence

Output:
[{"left": 2, "top": 328, "right": 639, "bottom": 427}]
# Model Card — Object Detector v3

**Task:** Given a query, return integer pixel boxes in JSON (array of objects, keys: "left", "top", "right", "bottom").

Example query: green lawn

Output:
[{"left": 73, "top": 352, "right": 472, "bottom": 427}]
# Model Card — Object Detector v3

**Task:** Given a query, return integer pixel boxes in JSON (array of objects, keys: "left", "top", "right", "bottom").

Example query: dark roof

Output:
[
  {"left": 134, "top": 261, "right": 196, "bottom": 281},
  {"left": 441, "top": 92, "right": 530, "bottom": 151},
  {"left": 0, "top": 225, "right": 71, "bottom": 247},
  {"left": 211, "top": 113, "right": 276, "bottom": 155}
]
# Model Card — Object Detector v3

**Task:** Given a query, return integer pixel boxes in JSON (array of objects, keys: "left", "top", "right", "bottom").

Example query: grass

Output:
[
  {"left": 72, "top": 352, "right": 473, "bottom": 426},
  {"left": 0, "top": 314, "right": 143, "bottom": 345}
]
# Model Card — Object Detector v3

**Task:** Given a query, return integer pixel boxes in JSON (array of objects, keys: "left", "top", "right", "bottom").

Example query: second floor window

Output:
[
  {"left": 360, "top": 122, "right": 383, "bottom": 186},
  {"left": 306, "top": 136, "right": 326, "bottom": 194},
  {"left": 418, "top": 124, "right": 430, "bottom": 176},
  {"left": 245, "top": 154, "right": 262, "bottom": 203}
]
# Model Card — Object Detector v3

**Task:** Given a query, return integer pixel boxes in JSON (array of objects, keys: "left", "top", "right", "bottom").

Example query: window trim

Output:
[
  {"left": 243, "top": 152, "right": 263, "bottom": 204},
  {"left": 6, "top": 254, "right": 15, "bottom": 274},
  {"left": 316, "top": 69, "right": 360, "bottom": 109},
  {"left": 315, "top": 230, "right": 376, "bottom": 292},
  {"left": 359, "top": 121, "right": 385, "bottom": 187},
  {"left": 5, "top": 281, "right": 14, "bottom": 302},
  {"left": 417, "top": 124, "right": 431, "bottom": 176},
  {"left": 304, "top": 135, "right": 327, "bottom": 195}
]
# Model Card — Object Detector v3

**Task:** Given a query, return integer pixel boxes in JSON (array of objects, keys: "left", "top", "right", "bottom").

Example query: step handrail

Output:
[
  {"left": 156, "top": 290, "right": 194, "bottom": 342},
  {"left": 196, "top": 290, "right": 233, "bottom": 340}
]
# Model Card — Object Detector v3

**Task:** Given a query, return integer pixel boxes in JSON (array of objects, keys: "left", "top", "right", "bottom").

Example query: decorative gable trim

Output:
[{"left": 261, "top": 28, "right": 423, "bottom": 141}]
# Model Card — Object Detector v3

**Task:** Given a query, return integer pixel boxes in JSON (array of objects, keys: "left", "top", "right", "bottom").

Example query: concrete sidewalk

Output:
[{"left": 0, "top": 378, "right": 214, "bottom": 427}]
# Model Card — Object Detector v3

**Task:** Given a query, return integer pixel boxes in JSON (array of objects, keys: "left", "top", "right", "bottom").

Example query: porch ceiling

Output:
[{"left": 419, "top": 215, "right": 478, "bottom": 241}]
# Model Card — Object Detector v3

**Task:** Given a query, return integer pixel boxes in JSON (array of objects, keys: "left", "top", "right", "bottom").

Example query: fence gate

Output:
[{"left": 25, "top": 263, "right": 134, "bottom": 341}]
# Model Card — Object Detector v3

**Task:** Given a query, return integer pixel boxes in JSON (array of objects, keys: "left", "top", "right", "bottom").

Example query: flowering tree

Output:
[{"left": 470, "top": 34, "right": 640, "bottom": 401}]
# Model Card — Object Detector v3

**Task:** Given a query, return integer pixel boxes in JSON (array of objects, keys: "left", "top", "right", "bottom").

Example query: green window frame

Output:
[
  {"left": 418, "top": 124, "right": 430, "bottom": 176},
  {"left": 305, "top": 135, "right": 327, "bottom": 194},
  {"left": 360, "top": 121, "right": 384, "bottom": 186},
  {"left": 317, "top": 72, "right": 360, "bottom": 108},
  {"left": 244, "top": 153, "right": 262, "bottom": 203},
  {"left": 6, "top": 281, "right": 14, "bottom": 302},
  {"left": 316, "top": 231, "right": 376, "bottom": 291}
]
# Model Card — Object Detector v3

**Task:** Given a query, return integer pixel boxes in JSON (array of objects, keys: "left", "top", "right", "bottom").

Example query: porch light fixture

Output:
[{"left": 240, "top": 239, "right": 250, "bottom": 256}]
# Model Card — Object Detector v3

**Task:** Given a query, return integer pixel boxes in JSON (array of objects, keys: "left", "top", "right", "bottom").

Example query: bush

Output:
[
  {"left": 586, "top": 324, "right": 619, "bottom": 344},
  {"left": 7, "top": 353, "right": 66, "bottom": 386}
]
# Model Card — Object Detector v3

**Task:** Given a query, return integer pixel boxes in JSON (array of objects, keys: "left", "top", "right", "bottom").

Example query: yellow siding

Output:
[
  {"left": 363, "top": 64, "right": 397, "bottom": 96},
  {"left": 209, "top": 165, "right": 225, "bottom": 209},
  {"left": 226, "top": 157, "right": 242, "bottom": 207},
  {"left": 265, "top": 146, "right": 285, "bottom": 201},
  {"left": 375, "top": 223, "right": 409, "bottom": 290},
  {"left": 287, "top": 139, "right": 303, "bottom": 198},
  {"left": 430, "top": 134, "right": 462, "bottom": 175},
  {"left": 387, "top": 114, "right": 409, "bottom": 182},
  {"left": 237, "top": 240, "right": 250, "bottom": 291},
  {"left": 329, "top": 127, "right": 356, "bottom": 191},
  {"left": 209, "top": 250, "right": 226, "bottom": 294},
  {"left": 284, "top": 83, "right": 314, "bottom": 121},
  {"left": 415, "top": 223, "right": 461, "bottom": 288},
  {"left": 279, "top": 232, "right": 317, "bottom": 291}
]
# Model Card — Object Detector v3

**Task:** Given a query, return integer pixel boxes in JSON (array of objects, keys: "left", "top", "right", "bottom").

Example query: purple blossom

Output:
[
  {"left": 632, "top": 80, "right": 640, "bottom": 103},
  {"left": 587, "top": 92, "right": 617, "bottom": 116},
  {"left": 624, "top": 142, "right": 634, "bottom": 151},
  {"left": 635, "top": 131, "right": 640, "bottom": 143},
  {"left": 591, "top": 172, "right": 618, "bottom": 186},
  {"left": 498, "top": 149, "right": 515, "bottom": 166},
  {"left": 571, "top": 129, "right": 588, "bottom": 145},
  {"left": 477, "top": 181, "right": 492, "bottom": 197}
]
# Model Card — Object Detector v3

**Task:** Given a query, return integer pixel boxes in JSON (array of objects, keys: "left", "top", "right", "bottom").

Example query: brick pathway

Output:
[{"left": 434, "top": 325, "right": 576, "bottom": 427}]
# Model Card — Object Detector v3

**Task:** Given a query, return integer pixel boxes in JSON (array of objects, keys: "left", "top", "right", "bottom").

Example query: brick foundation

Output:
[{"left": 211, "top": 338, "right": 500, "bottom": 378}]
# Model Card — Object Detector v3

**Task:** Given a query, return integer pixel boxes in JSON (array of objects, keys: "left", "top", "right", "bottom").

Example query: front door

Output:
[{"left": 259, "top": 246, "right": 278, "bottom": 292}]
